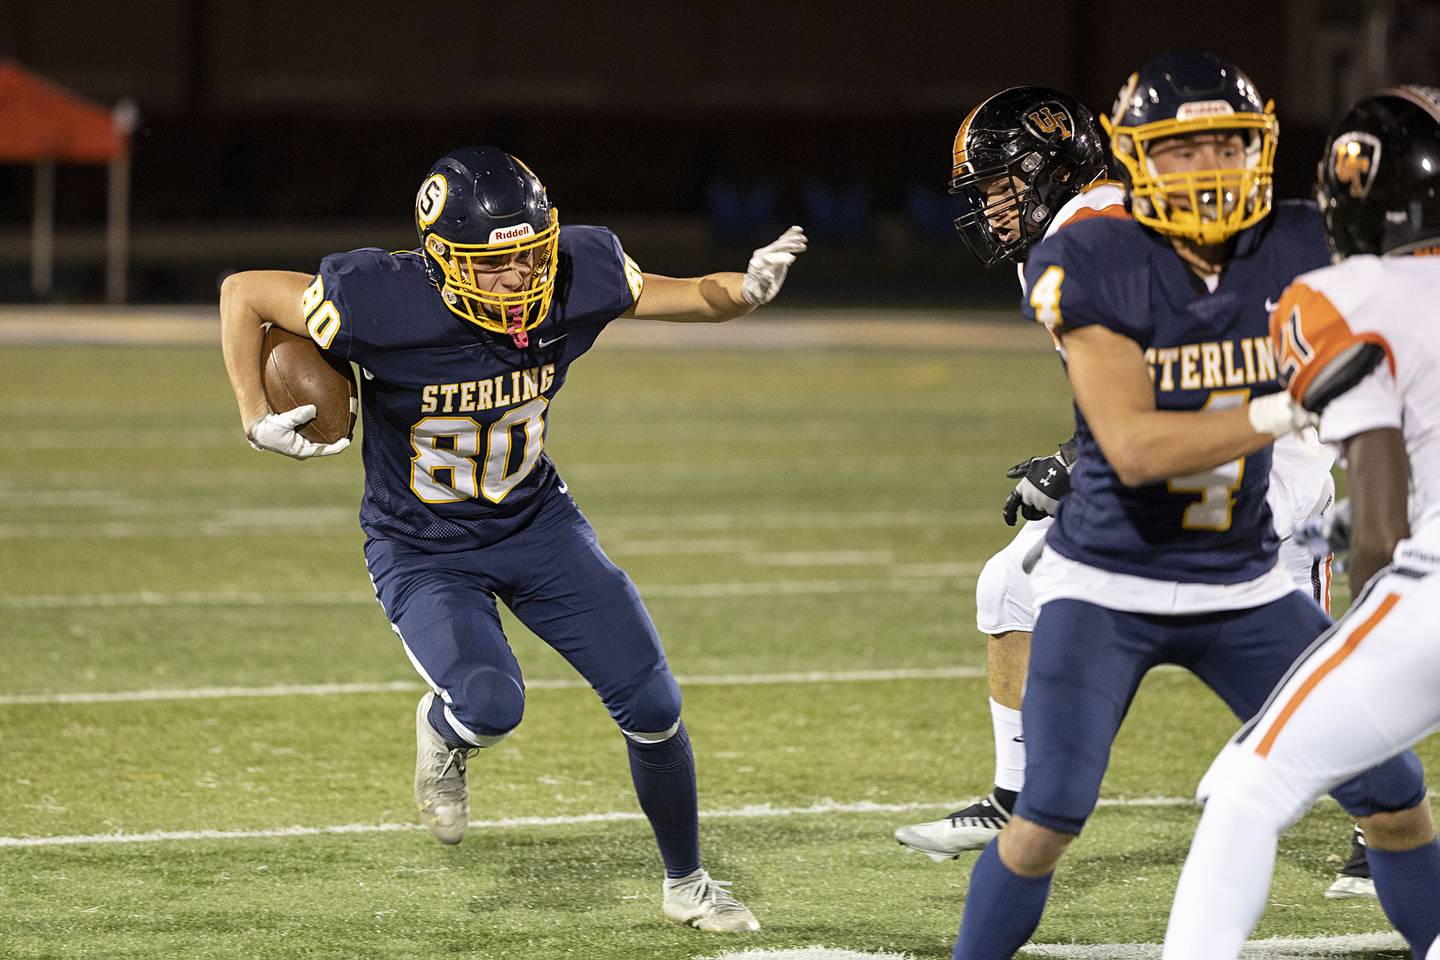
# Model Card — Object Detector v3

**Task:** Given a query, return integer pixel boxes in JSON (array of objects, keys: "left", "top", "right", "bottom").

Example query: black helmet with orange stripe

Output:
[
  {"left": 1318, "top": 86, "right": 1440, "bottom": 258},
  {"left": 950, "top": 86, "right": 1109, "bottom": 266}
]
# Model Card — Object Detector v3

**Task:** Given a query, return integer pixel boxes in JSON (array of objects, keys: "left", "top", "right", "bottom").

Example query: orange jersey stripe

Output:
[
  {"left": 1255, "top": 593, "right": 1400, "bottom": 758},
  {"left": 1054, "top": 203, "right": 1129, "bottom": 232},
  {"left": 1270, "top": 282, "right": 1395, "bottom": 403}
]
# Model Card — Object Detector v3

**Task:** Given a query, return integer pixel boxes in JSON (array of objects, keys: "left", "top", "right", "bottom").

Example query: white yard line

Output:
[
  {"left": 0, "top": 796, "right": 1193, "bottom": 850},
  {"left": 0, "top": 509, "right": 996, "bottom": 540},
  {"left": 0, "top": 666, "right": 986, "bottom": 706},
  {"left": 1021, "top": 932, "right": 1407, "bottom": 959},
  {"left": 742, "top": 550, "right": 895, "bottom": 567},
  {"left": 697, "top": 936, "right": 1410, "bottom": 960},
  {"left": 698, "top": 949, "right": 917, "bottom": 960},
  {"left": 0, "top": 570, "right": 981, "bottom": 611},
  {"left": 0, "top": 589, "right": 376, "bottom": 609}
]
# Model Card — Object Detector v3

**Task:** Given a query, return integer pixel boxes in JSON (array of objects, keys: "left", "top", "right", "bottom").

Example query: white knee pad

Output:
[{"left": 976, "top": 521, "right": 1046, "bottom": 636}]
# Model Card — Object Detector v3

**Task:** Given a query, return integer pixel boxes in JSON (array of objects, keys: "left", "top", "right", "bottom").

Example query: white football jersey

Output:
[{"left": 1274, "top": 253, "right": 1440, "bottom": 547}]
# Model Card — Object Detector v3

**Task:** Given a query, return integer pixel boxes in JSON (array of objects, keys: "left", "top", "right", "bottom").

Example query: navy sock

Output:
[
  {"left": 953, "top": 840, "right": 1053, "bottom": 960},
  {"left": 1367, "top": 840, "right": 1440, "bottom": 955},
  {"left": 625, "top": 722, "right": 701, "bottom": 879}
]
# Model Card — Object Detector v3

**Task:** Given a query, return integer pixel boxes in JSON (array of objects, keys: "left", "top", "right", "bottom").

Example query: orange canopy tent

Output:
[{"left": 0, "top": 60, "right": 136, "bottom": 301}]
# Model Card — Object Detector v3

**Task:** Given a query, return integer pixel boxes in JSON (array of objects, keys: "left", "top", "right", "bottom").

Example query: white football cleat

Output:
[
  {"left": 1324, "top": 827, "right": 1377, "bottom": 900},
  {"left": 414, "top": 692, "right": 473, "bottom": 845},
  {"left": 894, "top": 794, "right": 1011, "bottom": 861},
  {"left": 662, "top": 869, "right": 760, "bottom": 932},
  {"left": 1324, "top": 874, "right": 1377, "bottom": 900}
]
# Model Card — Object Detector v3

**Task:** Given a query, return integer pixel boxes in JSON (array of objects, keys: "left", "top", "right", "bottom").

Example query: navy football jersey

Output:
[
  {"left": 301, "top": 225, "right": 644, "bottom": 551},
  {"left": 1020, "top": 201, "right": 1330, "bottom": 584}
]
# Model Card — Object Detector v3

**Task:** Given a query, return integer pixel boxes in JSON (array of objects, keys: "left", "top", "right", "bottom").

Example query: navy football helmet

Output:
[
  {"left": 1318, "top": 86, "right": 1440, "bottom": 257},
  {"left": 950, "top": 86, "right": 1110, "bottom": 265},
  {"left": 416, "top": 146, "right": 559, "bottom": 334},
  {"left": 1106, "top": 51, "right": 1277, "bottom": 244}
]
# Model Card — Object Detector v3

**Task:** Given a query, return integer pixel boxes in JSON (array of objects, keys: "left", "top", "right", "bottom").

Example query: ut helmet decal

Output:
[
  {"left": 1329, "top": 132, "right": 1383, "bottom": 199},
  {"left": 1024, "top": 104, "right": 1075, "bottom": 142}
]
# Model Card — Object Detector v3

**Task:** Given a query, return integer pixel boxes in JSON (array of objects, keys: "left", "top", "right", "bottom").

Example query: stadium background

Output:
[
  {"left": 2, "top": 0, "right": 1438, "bottom": 306},
  {"left": 4, "top": 4, "right": 1440, "bottom": 960}
]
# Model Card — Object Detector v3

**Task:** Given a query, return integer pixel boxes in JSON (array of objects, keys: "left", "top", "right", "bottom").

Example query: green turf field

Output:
[{"left": 0, "top": 331, "right": 1430, "bottom": 959}]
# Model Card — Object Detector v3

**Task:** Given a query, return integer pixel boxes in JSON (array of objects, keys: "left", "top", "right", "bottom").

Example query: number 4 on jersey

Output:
[
  {"left": 1029, "top": 265, "right": 1065, "bottom": 330},
  {"left": 1168, "top": 389, "right": 1248, "bottom": 531}
]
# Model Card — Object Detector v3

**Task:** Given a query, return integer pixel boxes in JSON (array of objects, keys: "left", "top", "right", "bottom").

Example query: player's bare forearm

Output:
[
  {"left": 219, "top": 270, "right": 312, "bottom": 429},
  {"left": 1345, "top": 428, "right": 1411, "bottom": 596},
  {"left": 1062, "top": 324, "right": 1274, "bottom": 487},
  {"left": 625, "top": 272, "right": 752, "bottom": 323}
]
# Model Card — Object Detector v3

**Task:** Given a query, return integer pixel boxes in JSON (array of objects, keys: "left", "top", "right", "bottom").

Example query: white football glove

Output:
[
  {"left": 1294, "top": 497, "right": 1351, "bottom": 560},
  {"left": 742, "top": 225, "right": 808, "bottom": 306},
  {"left": 1247, "top": 392, "right": 1318, "bottom": 438},
  {"left": 247, "top": 404, "right": 350, "bottom": 460}
]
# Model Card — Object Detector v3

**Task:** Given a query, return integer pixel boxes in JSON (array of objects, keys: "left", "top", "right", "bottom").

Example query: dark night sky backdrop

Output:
[{"left": 1, "top": 0, "right": 1435, "bottom": 301}]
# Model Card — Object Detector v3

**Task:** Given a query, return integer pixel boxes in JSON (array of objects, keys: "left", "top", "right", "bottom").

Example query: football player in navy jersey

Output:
[
  {"left": 903, "top": 86, "right": 1366, "bottom": 899},
  {"left": 949, "top": 54, "right": 1433, "bottom": 960},
  {"left": 219, "top": 146, "right": 807, "bottom": 933}
]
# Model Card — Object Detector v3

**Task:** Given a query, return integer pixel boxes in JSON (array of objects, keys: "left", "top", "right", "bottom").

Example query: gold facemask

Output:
[
  {"left": 425, "top": 208, "right": 560, "bottom": 334},
  {"left": 1105, "top": 102, "right": 1277, "bottom": 244}
]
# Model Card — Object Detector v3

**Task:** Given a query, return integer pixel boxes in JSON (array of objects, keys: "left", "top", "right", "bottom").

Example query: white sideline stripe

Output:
[
  {"left": 0, "top": 667, "right": 988, "bottom": 706},
  {"left": 699, "top": 949, "right": 916, "bottom": 960},
  {"left": 1022, "top": 932, "right": 1406, "bottom": 958},
  {"left": 0, "top": 571, "right": 981, "bottom": 610},
  {"left": 0, "top": 509, "right": 998, "bottom": 540},
  {"left": 0, "top": 797, "right": 1195, "bottom": 850},
  {"left": 693, "top": 931, "right": 1410, "bottom": 960}
]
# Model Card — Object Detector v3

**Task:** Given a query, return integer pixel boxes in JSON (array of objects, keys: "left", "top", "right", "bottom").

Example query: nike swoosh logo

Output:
[
  {"left": 1011, "top": 736, "right": 1025, "bottom": 743},
  {"left": 1264, "top": 297, "right": 1280, "bottom": 312},
  {"left": 537, "top": 335, "right": 568, "bottom": 348},
  {"left": 558, "top": 479, "right": 569, "bottom": 494}
]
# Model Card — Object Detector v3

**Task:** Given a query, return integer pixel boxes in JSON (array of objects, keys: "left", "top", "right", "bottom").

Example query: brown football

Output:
[{"left": 260, "top": 325, "right": 358, "bottom": 444}]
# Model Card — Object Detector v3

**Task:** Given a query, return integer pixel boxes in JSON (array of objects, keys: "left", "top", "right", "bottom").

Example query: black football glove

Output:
[{"left": 1002, "top": 438, "right": 1078, "bottom": 526}]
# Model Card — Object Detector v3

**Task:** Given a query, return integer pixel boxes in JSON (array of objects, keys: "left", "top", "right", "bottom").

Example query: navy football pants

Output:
[
  {"left": 364, "top": 488, "right": 682, "bottom": 744},
  {"left": 1016, "top": 592, "right": 1427, "bottom": 835}
]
